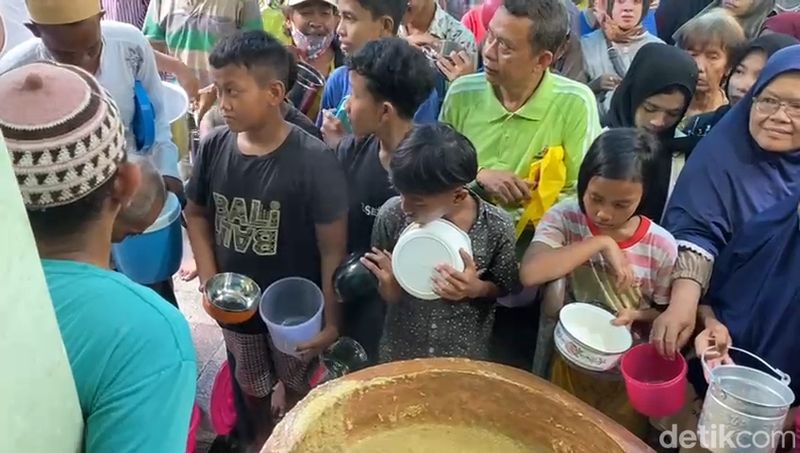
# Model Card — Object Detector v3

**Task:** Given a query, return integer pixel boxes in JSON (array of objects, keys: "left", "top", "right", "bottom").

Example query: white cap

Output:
[{"left": 286, "top": 0, "right": 338, "bottom": 8}]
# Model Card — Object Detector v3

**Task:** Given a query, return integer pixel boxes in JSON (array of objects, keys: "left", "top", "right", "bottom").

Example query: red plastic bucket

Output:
[
  {"left": 186, "top": 404, "right": 201, "bottom": 453},
  {"left": 210, "top": 361, "right": 237, "bottom": 436},
  {"left": 621, "top": 343, "right": 688, "bottom": 418}
]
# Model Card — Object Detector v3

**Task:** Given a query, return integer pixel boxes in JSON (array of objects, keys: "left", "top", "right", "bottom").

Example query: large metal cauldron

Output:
[{"left": 263, "top": 358, "right": 653, "bottom": 452}]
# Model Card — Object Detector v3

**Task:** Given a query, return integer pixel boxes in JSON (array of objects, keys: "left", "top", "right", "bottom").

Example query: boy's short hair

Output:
[
  {"left": 348, "top": 38, "right": 435, "bottom": 120},
  {"left": 355, "top": 0, "right": 408, "bottom": 34},
  {"left": 577, "top": 128, "right": 661, "bottom": 216},
  {"left": 210, "top": 30, "right": 297, "bottom": 89},
  {"left": 390, "top": 123, "right": 478, "bottom": 195},
  {"left": 503, "top": 0, "right": 570, "bottom": 54},
  {"left": 675, "top": 8, "right": 746, "bottom": 64}
]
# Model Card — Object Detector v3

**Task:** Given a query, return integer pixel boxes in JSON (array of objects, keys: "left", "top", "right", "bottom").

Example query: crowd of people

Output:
[{"left": 1, "top": 0, "right": 799, "bottom": 451}]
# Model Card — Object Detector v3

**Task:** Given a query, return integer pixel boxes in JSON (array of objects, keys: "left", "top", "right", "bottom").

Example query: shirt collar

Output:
[{"left": 482, "top": 70, "right": 556, "bottom": 122}]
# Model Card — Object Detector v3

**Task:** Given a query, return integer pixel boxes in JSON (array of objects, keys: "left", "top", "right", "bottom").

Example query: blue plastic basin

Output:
[{"left": 113, "top": 193, "right": 183, "bottom": 285}]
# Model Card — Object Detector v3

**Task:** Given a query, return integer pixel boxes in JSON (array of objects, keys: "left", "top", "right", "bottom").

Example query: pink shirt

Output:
[
  {"left": 533, "top": 199, "right": 677, "bottom": 311},
  {"left": 461, "top": 7, "right": 485, "bottom": 43}
]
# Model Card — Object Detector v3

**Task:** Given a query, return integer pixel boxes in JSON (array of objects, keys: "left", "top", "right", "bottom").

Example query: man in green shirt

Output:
[{"left": 440, "top": 0, "right": 600, "bottom": 212}]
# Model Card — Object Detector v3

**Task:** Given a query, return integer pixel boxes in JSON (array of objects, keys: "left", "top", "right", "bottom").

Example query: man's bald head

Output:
[{"left": 112, "top": 160, "right": 166, "bottom": 243}]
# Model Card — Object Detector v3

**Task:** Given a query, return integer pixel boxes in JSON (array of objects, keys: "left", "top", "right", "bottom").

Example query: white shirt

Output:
[
  {"left": 0, "top": 21, "right": 180, "bottom": 179},
  {"left": 0, "top": 0, "right": 34, "bottom": 56}
]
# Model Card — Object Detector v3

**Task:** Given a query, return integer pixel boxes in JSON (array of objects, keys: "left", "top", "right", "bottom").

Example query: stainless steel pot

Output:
[{"left": 697, "top": 347, "right": 795, "bottom": 453}]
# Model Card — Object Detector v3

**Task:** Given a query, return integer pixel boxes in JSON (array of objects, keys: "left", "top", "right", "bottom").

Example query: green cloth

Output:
[
  {"left": 261, "top": 7, "right": 292, "bottom": 46},
  {"left": 440, "top": 71, "right": 601, "bottom": 204},
  {"left": 143, "top": 0, "right": 263, "bottom": 86}
]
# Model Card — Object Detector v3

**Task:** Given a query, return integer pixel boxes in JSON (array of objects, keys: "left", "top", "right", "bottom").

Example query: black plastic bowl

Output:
[{"left": 334, "top": 252, "right": 379, "bottom": 304}]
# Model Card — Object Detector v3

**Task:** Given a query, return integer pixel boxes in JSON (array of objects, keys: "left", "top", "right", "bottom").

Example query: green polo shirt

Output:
[{"left": 440, "top": 70, "right": 601, "bottom": 196}]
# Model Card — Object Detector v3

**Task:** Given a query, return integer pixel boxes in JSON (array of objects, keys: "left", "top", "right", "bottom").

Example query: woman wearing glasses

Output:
[{"left": 646, "top": 45, "right": 800, "bottom": 361}]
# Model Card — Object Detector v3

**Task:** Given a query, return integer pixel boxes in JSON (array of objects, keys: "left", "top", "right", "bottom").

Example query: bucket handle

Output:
[{"left": 701, "top": 346, "right": 791, "bottom": 386}]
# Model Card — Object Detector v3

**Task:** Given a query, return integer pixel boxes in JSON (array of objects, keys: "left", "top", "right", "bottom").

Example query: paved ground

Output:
[{"left": 174, "top": 233, "right": 225, "bottom": 453}]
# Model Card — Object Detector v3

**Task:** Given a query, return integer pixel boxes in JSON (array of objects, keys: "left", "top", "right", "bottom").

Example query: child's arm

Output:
[
  {"left": 301, "top": 218, "right": 347, "bottom": 352},
  {"left": 520, "top": 236, "right": 618, "bottom": 287},
  {"left": 184, "top": 201, "right": 218, "bottom": 288},
  {"left": 297, "top": 147, "right": 349, "bottom": 357},
  {"left": 362, "top": 198, "right": 405, "bottom": 304}
]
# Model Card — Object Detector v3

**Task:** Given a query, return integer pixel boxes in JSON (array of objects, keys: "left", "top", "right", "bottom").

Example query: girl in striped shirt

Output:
[{"left": 520, "top": 128, "right": 677, "bottom": 438}]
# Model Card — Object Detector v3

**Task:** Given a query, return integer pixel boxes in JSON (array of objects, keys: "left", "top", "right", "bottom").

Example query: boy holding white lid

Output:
[{"left": 362, "top": 123, "right": 518, "bottom": 363}]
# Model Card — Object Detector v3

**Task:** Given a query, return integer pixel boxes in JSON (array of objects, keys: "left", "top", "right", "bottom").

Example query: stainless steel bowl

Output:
[{"left": 203, "top": 273, "right": 261, "bottom": 324}]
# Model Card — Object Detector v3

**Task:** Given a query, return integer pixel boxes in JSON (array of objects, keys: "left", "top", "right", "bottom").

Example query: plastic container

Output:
[
  {"left": 259, "top": 277, "right": 324, "bottom": 357},
  {"left": 186, "top": 404, "right": 201, "bottom": 453},
  {"left": 113, "top": 192, "right": 183, "bottom": 285},
  {"left": 391, "top": 219, "right": 473, "bottom": 300},
  {"left": 620, "top": 343, "right": 687, "bottom": 417},
  {"left": 160, "top": 81, "right": 189, "bottom": 123}
]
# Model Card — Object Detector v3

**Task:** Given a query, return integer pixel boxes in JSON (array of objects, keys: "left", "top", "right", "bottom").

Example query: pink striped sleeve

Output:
[
  {"left": 532, "top": 201, "right": 573, "bottom": 249},
  {"left": 649, "top": 227, "right": 678, "bottom": 305}
]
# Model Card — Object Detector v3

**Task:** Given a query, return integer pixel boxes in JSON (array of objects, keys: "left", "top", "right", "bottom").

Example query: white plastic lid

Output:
[
  {"left": 160, "top": 81, "right": 188, "bottom": 124},
  {"left": 392, "top": 220, "right": 471, "bottom": 300}
]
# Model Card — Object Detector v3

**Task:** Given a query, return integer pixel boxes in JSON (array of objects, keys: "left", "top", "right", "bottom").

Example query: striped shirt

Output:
[
  {"left": 143, "top": 0, "right": 263, "bottom": 86},
  {"left": 440, "top": 71, "right": 601, "bottom": 204},
  {"left": 533, "top": 199, "right": 677, "bottom": 312},
  {"left": 102, "top": 0, "right": 151, "bottom": 29}
]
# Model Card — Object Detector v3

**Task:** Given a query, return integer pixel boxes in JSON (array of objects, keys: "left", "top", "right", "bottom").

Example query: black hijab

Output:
[
  {"left": 606, "top": 43, "right": 699, "bottom": 222},
  {"left": 656, "top": 0, "right": 714, "bottom": 45},
  {"left": 607, "top": 43, "right": 699, "bottom": 140}
]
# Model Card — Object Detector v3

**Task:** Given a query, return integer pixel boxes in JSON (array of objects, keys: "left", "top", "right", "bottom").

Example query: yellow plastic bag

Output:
[{"left": 515, "top": 145, "right": 567, "bottom": 238}]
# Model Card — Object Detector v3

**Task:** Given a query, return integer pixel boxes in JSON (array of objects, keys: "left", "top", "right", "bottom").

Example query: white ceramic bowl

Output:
[
  {"left": 554, "top": 303, "right": 633, "bottom": 372},
  {"left": 391, "top": 219, "right": 472, "bottom": 300}
]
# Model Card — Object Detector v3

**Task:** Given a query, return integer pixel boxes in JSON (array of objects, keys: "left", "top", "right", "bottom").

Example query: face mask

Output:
[{"left": 291, "top": 24, "right": 335, "bottom": 60}]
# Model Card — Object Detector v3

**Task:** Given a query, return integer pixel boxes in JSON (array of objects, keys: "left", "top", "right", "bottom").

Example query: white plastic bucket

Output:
[{"left": 259, "top": 277, "right": 323, "bottom": 357}]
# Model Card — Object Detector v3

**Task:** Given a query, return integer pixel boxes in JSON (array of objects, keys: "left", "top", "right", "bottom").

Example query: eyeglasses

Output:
[{"left": 753, "top": 96, "right": 800, "bottom": 119}]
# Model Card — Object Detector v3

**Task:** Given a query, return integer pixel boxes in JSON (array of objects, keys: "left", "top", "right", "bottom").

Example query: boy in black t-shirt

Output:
[
  {"left": 185, "top": 30, "right": 347, "bottom": 448},
  {"left": 335, "top": 37, "right": 435, "bottom": 362}
]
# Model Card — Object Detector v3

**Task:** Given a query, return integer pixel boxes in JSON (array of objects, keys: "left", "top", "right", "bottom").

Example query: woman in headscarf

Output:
[
  {"left": 688, "top": 192, "right": 800, "bottom": 437},
  {"left": 674, "top": 9, "right": 746, "bottom": 118},
  {"left": 682, "top": 33, "right": 799, "bottom": 139},
  {"left": 650, "top": 45, "right": 800, "bottom": 360},
  {"left": 606, "top": 42, "right": 699, "bottom": 222},
  {"left": 655, "top": 0, "right": 712, "bottom": 45},
  {"left": 581, "top": 0, "right": 663, "bottom": 119},
  {"left": 762, "top": 11, "right": 800, "bottom": 39},
  {"left": 694, "top": 0, "right": 776, "bottom": 38}
]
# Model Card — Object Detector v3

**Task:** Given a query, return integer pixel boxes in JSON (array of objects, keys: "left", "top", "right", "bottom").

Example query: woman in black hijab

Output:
[
  {"left": 606, "top": 42, "right": 699, "bottom": 222},
  {"left": 656, "top": 0, "right": 713, "bottom": 45},
  {"left": 681, "top": 33, "right": 800, "bottom": 139}
]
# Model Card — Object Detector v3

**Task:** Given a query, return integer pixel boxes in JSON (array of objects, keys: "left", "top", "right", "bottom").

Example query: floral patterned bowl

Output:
[{"left": 554, "top": 303, "right": 633, "bottom": 372}]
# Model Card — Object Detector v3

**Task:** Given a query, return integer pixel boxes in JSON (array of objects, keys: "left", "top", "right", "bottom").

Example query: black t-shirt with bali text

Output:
[
  {"left": 336, "top": 134, "right": 397, "bottom": 254},
  {"left": 187, "top": 125, "right": 348, "bottom": 333}
]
